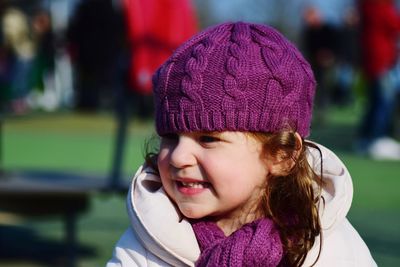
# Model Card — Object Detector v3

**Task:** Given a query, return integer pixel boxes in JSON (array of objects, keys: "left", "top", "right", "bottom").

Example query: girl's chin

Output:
[{"left": 178, "top": 205, "right": 209, "bottom": 220}]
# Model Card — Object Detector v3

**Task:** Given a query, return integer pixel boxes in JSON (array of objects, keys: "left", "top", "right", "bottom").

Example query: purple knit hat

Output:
[{"left": 153, "top": 22, "right": 316, "bottom": 137}]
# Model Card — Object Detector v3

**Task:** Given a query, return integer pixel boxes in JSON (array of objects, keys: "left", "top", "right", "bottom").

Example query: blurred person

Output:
[
  {"left": 302, "top": 0, "right": 357, "bottom": 122},
  {"left": 28, "top": 8, "right": 58, "bottom": 111},
  {"left": 107, "top": 22, "right": 376, "bottom": 267},
  {"left": 0, "top": 0, "right": 7, "bottom": 109},
  {"left": 31, "top": 9, "right": 54, "bottom": 93},
  {"left": 357, "top": 0, "right": 400, "bottom": 160},
  {"left": 1, "top": 7, "right": 35, "bottom": 114},
  {"left": 66, "top": 0, "right": 126, "bottom": 111},
  {"left": 121, "top": 0, "right": 198, "bottom": 118},
  {"left": 334, "top": 6, "right": 360, "bottom": 106},
  {"left": 0, "top": 22, "right": 12, "bottom": 111}
]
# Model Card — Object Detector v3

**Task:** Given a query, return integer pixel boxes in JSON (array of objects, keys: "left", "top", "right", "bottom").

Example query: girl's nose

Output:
[{"left": 169, "top": 136, "right": 197, "bottom": 169}]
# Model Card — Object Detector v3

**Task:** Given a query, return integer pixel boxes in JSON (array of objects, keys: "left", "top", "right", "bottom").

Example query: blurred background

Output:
[{"left": 0, "top": 0, "right": 399, "bottom": 266}]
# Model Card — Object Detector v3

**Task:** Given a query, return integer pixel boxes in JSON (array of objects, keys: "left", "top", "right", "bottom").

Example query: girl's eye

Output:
[{"left": 199, "top": 135, "right": 219, "bottom": 143}]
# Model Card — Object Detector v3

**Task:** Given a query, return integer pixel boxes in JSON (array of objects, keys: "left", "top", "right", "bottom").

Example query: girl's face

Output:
[{"left": 158, "top": 131, "right": 271, "bottom": 227}]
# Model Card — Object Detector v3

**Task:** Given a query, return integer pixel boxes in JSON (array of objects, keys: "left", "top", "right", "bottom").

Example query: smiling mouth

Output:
[{"left": 176, "top": 180, "right": 211, "bottom": 189}]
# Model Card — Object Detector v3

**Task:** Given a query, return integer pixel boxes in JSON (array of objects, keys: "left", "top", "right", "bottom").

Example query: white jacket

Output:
[{"left": 106, "top": 143, "right": 377, "bottom": 267}]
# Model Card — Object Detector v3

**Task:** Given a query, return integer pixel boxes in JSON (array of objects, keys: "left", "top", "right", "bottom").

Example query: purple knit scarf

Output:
[{"left": 191, "top": 218, "right": 283, "bottom": 267}]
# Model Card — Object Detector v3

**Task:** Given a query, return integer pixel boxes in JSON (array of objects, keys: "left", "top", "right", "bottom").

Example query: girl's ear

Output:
[{"left": 267, "top": 132, "right": 303, "bottom": 176}]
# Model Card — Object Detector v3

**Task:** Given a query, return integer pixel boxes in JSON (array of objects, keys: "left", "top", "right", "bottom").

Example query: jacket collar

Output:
[{"left": 127, "top": 165, "right": 200, "bottom": 266}]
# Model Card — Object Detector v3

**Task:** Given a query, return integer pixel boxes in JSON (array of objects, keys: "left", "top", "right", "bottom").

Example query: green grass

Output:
[
  {"left": 2, "top": 112, "right": 154, "bottom": 174},
  {"left": 1, "top": 108, "right": 399, "bottom": 266}
]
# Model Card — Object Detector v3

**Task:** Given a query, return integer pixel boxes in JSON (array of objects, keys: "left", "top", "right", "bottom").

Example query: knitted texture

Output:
[
  {"left": 153, "top": 22, "right": 316, "bottom": 137},
  {"left": 191, "top": 218, "right": 283, "bottom": 267}
]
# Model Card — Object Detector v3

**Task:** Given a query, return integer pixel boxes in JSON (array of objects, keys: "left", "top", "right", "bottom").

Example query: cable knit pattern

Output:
[
  {"left": 153, "top": 22, "right": 316, "bottom": 137},
  {"left": 221, "top": 23, "right": 250, "bottom": 128},
  {"left": 191, "top": 218, "right": 283, "bottom": 267}
]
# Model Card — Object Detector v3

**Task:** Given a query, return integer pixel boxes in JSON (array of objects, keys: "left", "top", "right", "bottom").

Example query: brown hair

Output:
[
  {"left": 144, "top": 131, "right": 324, "bottom": 266},
  {"left": 249, "top": 131, "right": 323, "bottom": 266}
]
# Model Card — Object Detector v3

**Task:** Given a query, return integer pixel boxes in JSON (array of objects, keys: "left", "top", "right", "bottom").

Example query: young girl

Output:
[{"left": 107, "top": 22, "right": 377, "bottom": 266}]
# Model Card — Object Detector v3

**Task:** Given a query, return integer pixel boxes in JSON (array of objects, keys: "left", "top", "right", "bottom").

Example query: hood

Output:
[
  {"left": 126, "top": 143, "right": 353, "bottom": 265},
  {"left": 307, "top": 143, "right": 353, "bottom": 236},
  {"left": 126, "top": 165, "right": 200, "bottom": 266}
]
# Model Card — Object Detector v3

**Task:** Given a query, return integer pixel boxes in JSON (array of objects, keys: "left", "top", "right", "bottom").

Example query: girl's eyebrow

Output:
[{"left": 198, "top": 131, "right": 222, "bottom": 138}]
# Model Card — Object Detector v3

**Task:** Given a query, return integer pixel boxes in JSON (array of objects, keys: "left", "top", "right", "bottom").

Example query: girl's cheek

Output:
[
  {"left": 157, "top": 150, "right": 168, "bottom": 170},
  {"left": 157, "top": 153, "right": 170, "bottom": 187}
]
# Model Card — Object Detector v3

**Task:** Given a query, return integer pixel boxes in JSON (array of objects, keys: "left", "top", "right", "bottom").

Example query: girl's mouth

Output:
[
  {"left": 175, "top": 180, "right": 211, "bottom": 195},
  {"left": 177, "top": 180, "right": 211, "bottom": 188}
]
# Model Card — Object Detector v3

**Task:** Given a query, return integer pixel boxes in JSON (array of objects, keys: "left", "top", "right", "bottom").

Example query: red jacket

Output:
[
  {"left": 359, "top": 0, "right": 400, "bottom": 80},
  {"left": 123, "top": 0, "right": 198, "bottom": 94}
]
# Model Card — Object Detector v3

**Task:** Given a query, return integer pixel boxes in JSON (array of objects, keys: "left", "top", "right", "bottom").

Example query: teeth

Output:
[{"left": 180, "top": 182, "right": 204, "bottom": 188}]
